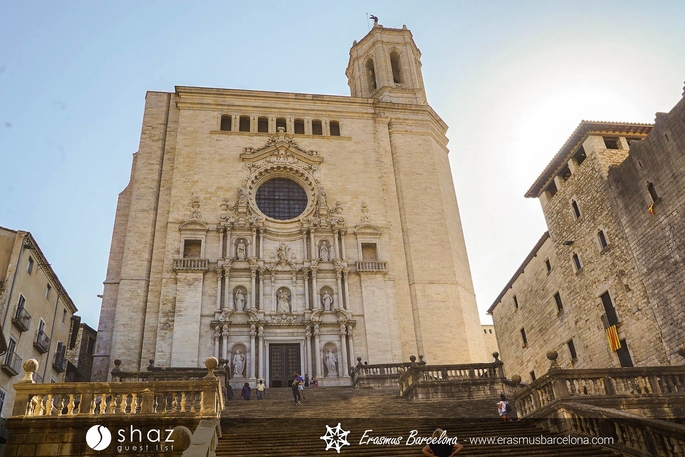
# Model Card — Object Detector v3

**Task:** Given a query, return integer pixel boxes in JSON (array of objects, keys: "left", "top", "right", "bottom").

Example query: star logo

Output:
[{"left": 320, "top": 422, "right": 351, "bottom": 453}]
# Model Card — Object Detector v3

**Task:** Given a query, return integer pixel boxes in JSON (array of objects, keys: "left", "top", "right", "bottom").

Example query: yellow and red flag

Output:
[{"left": 606, "top": 325, "right": 621, "bottom": 351}]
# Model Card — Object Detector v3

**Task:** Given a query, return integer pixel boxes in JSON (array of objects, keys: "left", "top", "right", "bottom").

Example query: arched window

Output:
[
  {"left": 390, "top": 51, "right": 402, "bottom": 84},
  {"left": 294, "top": 118, "right": 305, "bottom": 134},
  {"left": 220, "top": 115, "right": 232, "bottom": 131},
  {"left": 312, "top": 120, "right": 323, "bottom": 135},
  {"left": 330, "top": 121, "right": 340, "bottom": 136},
  {"left": 276, "top": 117, "right": 287, "bottom": 132},
  {"left": 647, "top": 182, "right": 659, "bottom": 202},
  {"left": 239, "top": 116, "right": 250, "bottom": 132},
  {"left": 365, "top": 58, "right": 377, "bottom": 92},
  {"left": 257, "top": 117, "right": 268, "bottom": 133}
]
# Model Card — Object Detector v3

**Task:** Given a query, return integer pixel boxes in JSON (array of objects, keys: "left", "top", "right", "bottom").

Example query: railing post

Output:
[{"left": 140, "top": 389, "right": 154, "bottom": 413}]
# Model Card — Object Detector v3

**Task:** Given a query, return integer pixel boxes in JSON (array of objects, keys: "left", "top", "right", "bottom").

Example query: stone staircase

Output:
[{"left": 218, "top": 387, "right": 622, "bottom": 456}]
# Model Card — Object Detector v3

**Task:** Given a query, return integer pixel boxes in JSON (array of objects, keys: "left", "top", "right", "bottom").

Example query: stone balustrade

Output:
[
  {"left": 11, "top": 357, "right": 224, "bottom": 420},
  {"left": 397, "top": 354, "right": 512, "bottom": 400},
  {"left": 355, "top": 261, "right": 388, "bottom": 273},
  {"left": 352, "top": 361, "right": 412, "bottom": 388},
  {"left": 173, "top": 258, "right": 209, "bottom": 271},
  {"left": 511, "top": 365, "right": 685, "bottom": 419}
]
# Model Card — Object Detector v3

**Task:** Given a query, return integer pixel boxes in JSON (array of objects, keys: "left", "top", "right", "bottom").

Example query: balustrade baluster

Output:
[
  {"left": 670, "top": 436, "right": 685, "bottom": 457},
  {"left": 67, "top": 394, "right": 76, "bottom": 415}
]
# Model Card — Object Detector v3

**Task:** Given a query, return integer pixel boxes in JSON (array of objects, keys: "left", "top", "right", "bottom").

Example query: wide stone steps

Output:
[{"left": 217, "top": 387, "right": 622, "bottom": 456}]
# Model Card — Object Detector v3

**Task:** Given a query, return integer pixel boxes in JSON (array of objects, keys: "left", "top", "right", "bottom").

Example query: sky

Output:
[{"left": 1, "top": 0, "right": 684, "bottom": 329}]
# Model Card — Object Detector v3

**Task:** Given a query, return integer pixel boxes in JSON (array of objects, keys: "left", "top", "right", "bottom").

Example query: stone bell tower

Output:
[{"left": 346, "top": 23, "right": 427, "bottom": 105}]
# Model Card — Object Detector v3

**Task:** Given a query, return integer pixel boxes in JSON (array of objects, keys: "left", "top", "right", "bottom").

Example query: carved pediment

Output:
[
  {"left": 241, "top": 128, "right": 323, "bottom": 166},
  {"left": 179, "top": 220, "right": 209, "bottom": 232}
]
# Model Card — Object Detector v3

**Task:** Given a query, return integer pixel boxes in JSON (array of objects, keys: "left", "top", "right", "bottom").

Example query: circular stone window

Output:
[{"left": 255, "top": 178, "right": 308, "bottom": 220}]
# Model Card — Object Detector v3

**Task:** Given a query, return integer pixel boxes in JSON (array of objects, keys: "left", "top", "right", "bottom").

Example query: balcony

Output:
[
  {"left": 12, "top": 306, "right": 31, "bottom": 332},
  {"left": 173, "top": 258, "right": 209, "bottom": 272},
  {"left": 53, "top": 352, "right": 66, "bottom": 373},
  {"left": 1, "top": 350, "right": 22, "bottom": 376},
  {"left": 355, "top": 261, "right": 388, "bottom": 273},
  {"left": 34, "top": 330, "right": 50, "bottom": 354}
]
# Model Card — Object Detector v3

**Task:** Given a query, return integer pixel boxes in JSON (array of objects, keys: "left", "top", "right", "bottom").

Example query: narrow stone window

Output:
[
  {"left": 520, "top": 328, "right": 528, "bottom": 346},
  {"left": 45, "top": 284, "right": 51, "bottom": 299},
  {"left": 545, "top": 181, "right": 557, "bottom": 198},
  {"left": 361, "top": 243, "right": 378, "bottom": 261},
  {"left": 183, "top": 240, "right": 202, "bottom": 259},
  {"left": 276, "top": 117, "right": 287, "bottom": 132},
  {"left": 545, "top": 259, "right": 551, "bottom": 272},
  {"left": 26, "top": 256, "right": 34, "bottom": 274},
  {"left": 571, "top": 200, "right": 581, "bottom": 219},
  {"left": 330, "top": 121, "right": 341, "bottom": 136},
  {"left": 390, "top": 51, "right": 402, "bottom": 84},
  {"left": 603, "top": 137, "right": 619, "bottom": 149},
  {"left": 294, "top": 119, "right": 305, "bottom": 134},
  {"left": 567, "top": 339, "right": 578, "bottom": 361},
  {"left": 489, "top": 329, "right": 492, "bottom": 334},
  {"left": 554, "top": 292, "right": 563, "bottom": 312},
  {"left": 220, "top": 115, "right": 232, "bottom": 131},
  {"left": 617, "top": 339, "right": 633, "bottom": 367},
  {"left": 647, "top": 182, "right": 659, "bottom": 202},
  {"left": 573, "top": 146, "right": 586, "bottom": 166},
  {"left": 558, "top": 165, "right": 571, "bottom": 181},
  {"left": 600, "top": 292, "right": 618, "bottom": 326},
  {"left": 365, "top": 58, "right": 377, "bottom": 91},
  {"left": 572, "top": 253, "right": 582, "bottom": 271},
  {"left": 483, "top": 329, "right": 487, "bottom": 334},
  {"left": 513, "top": 295, "right": 519, "bottom": 309},
  {"left": 312, "top": 120, "right": 323, "bottom": 135},
  {"left": 257, "top": 117, "right": 268, "bottom": 133},
  {"left": 239, "top": 116, "right": 250, "bottom": 132},
  {"left": 62, "top": 308, "right": 67, "bottom": 323},
  {"left": 598, "top": 230, "right": 608, "bottom": 249},
  {"left": 530, "top": 370, "right": 536, "bottom": 381}
]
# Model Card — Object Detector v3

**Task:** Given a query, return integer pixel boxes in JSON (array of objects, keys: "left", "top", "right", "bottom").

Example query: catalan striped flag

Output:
[{"left": 606, "top": 325, "right": 621, "bottom": 351}]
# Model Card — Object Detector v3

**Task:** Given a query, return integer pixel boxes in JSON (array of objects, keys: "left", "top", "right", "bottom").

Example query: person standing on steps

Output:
[
  {"left": 256, "top": 380, "right": 265, "bottom": 400},
  {"left": 497, "top": 394, "right": 511, "bottom": 422},
  {"left": 297, "top": 372, "right": 306, "bottom": 400},
  {"left": 421, "top": 429, "right": 463, "bottom": 457},
  {"left": 291, "top": 372, "right": 302, "bottom": 405},
  {"left": 241, "top": 382, "right": 251, "bottom": 400}
]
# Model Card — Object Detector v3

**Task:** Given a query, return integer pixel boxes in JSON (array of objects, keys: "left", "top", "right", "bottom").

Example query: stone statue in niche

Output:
[
  {"left": 321, "top": 290, "right": 333, "bottom": 311},
  {"left": 234, "top": 289, "right": 245, "bottom": 311},
  {"left": 236, "top": 239, "right": 247, "bottom": 260},
  {"left": 237, "top": 187, "right": 248, "bottom": 206},
  {"left": 277, "top": 290, "right": 291, "bottom": 313},
  {"left": 325, "top": 349, "right": 338, "bottom": 377},
  {"left": 276, "top": 243, "right": 289, "bottom": 264},
  {"left": 233, "top": 350, "right": 245, "bottom": 378},
  {"left": 319, "top": 241, "right": 330, "bottom": 262}
]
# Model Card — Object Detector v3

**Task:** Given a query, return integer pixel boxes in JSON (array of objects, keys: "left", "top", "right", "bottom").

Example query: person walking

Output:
[
  {"left": 297, "top": 373, "right": 306, "bottom": 400},
  {"left": 497, "top": 394, "right": 511, "bottom": 422},
  {"left": 256, "top": 380, "right": 265, "bottom": 400},
  {"left": 291, "top": 373, "right": 302, "bottom": 405}
]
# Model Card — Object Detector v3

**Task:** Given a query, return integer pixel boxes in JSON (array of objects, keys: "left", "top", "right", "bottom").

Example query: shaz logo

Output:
[{"left": 86, "top": 425, "right": 112, "bottom": 451}]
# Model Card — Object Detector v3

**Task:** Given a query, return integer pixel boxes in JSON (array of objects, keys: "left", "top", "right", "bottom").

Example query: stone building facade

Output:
[
  {"left": 481, "top": 324, "right": 499, "bottom": 359},
  {"left": 92, "top": 24, "right": 486, "bottom": 386},
  {"left": 65, "top": 323, "right": 96, "bottom": 382},
  {"left": 488, "top": 90, "right": 685, "bottom": 381},
  {"left": 0, "top": 228, "right": 78, "bottom": 420}
]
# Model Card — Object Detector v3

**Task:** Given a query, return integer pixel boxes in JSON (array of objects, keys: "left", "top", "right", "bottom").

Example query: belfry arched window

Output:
[
  {"left": 390, "top": 51, "right": 402, "bottom": 84},
  {"left": 365, "top": 58, "right": 377, "bottom": 92}
]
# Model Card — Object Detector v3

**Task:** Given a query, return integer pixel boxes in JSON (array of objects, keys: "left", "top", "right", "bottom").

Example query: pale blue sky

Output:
[{"left": 1, "top": 0, "right": 684, "bottom": 328}]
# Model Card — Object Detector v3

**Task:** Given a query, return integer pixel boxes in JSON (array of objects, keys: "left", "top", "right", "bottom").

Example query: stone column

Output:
[
  {"left": 311, "top": 267, "right": 319, "bottom": 309},
  {"left": 347, "top": 325, "right": 355, "bottom": 369},
  {"left": 249, "top": 324, "right": 256, "bottom": 380},
  {"left": 213, "top": 326, "right": 220, "bottom": 359},
  {"left": 340, "top": 229, "right": 347, "bottom": 260},
  {"left": 270, "top": 271, "right": 276, "bottom": 313},
  {"left": 304, "top": 270, "right": 310, "bottom": 310},
  {"left": 305, "top": 326, "right": 312, "bottom": 377},
  {"left": 258, "top": 268, "right": 265, "bottom": 311},
  {"left": 232, "top": 114, "right": 239, "bottom": 132},
  {"left": 222, "top": 324, "right": 229, "bottom": 362},
  {"left": 302, "top": 228, "right": 309, "bottom": 259},
  {"left": 258, "top": 325, "right": 264, "bottom": 380},
  {"left": 333, "top": 229, "right": 340, "bottom": 259},
  {"left": 342, "top": 269, "right": 350, "bottom": 310},
  {"left": 291, "top": 272, "right": 297, "bottom": 312},
  {"left": 251, "top": 228, "right": 257, "bottom": 257},
  {"left": 217, "top": 227, "right": 225, "bottom": 260},
  {"left": 216, "top": 266, "right": 223, "bottom": 312},
  {"left": 314, "top": 325, "right": 322, "bottom": 379},
  {"left": 335, "top": 269, "right": 343, "bottom": 311},
  {"left": 223, "top": 266, "right": 232, "bottom": 310},
  {"left": 259, "top": 228, "right": 264, "bottom": 259},
  {"left": 340, "top": 323, "right": 349, "bottom": 377},
  {"left": 309, "top": 229, "right": 316, "bottom": 260},
  {"left": 250, "top": 266, "right": 257, "bottom": 309}
]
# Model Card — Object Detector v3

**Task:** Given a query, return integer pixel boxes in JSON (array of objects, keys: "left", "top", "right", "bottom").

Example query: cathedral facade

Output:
[{"left": 92, "top": 24, "right": 486, "bottom": 386}]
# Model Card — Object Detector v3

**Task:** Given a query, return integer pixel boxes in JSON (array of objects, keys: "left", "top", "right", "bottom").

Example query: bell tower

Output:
[{"left": 346, "top": 23, "right": 427, "bottom": 105}]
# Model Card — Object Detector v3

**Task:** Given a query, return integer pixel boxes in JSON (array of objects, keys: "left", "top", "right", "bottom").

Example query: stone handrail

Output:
[
  {"left": 510, "top": 366, "right": 685, "bottom": 419},
  {"left": 173, "top": 258, "right": 209, "bottom": 271},
  {"left": 543, "top": 402, "right": 685, "bottom": 457},
  {"left": 12, "top": 358, "right": 224, "bottom": 419},
  {"left": 355, "top": 261, "right": 388, "bottom": 273},
  {"left": 398, "top": 361, "right": 505, "bottom": 394},
  {"left": 113, "top": 367, "right": 227, "bottom": 383},
  {"left": 352, "top": 362, "right": 412, "bottom": 388}
]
